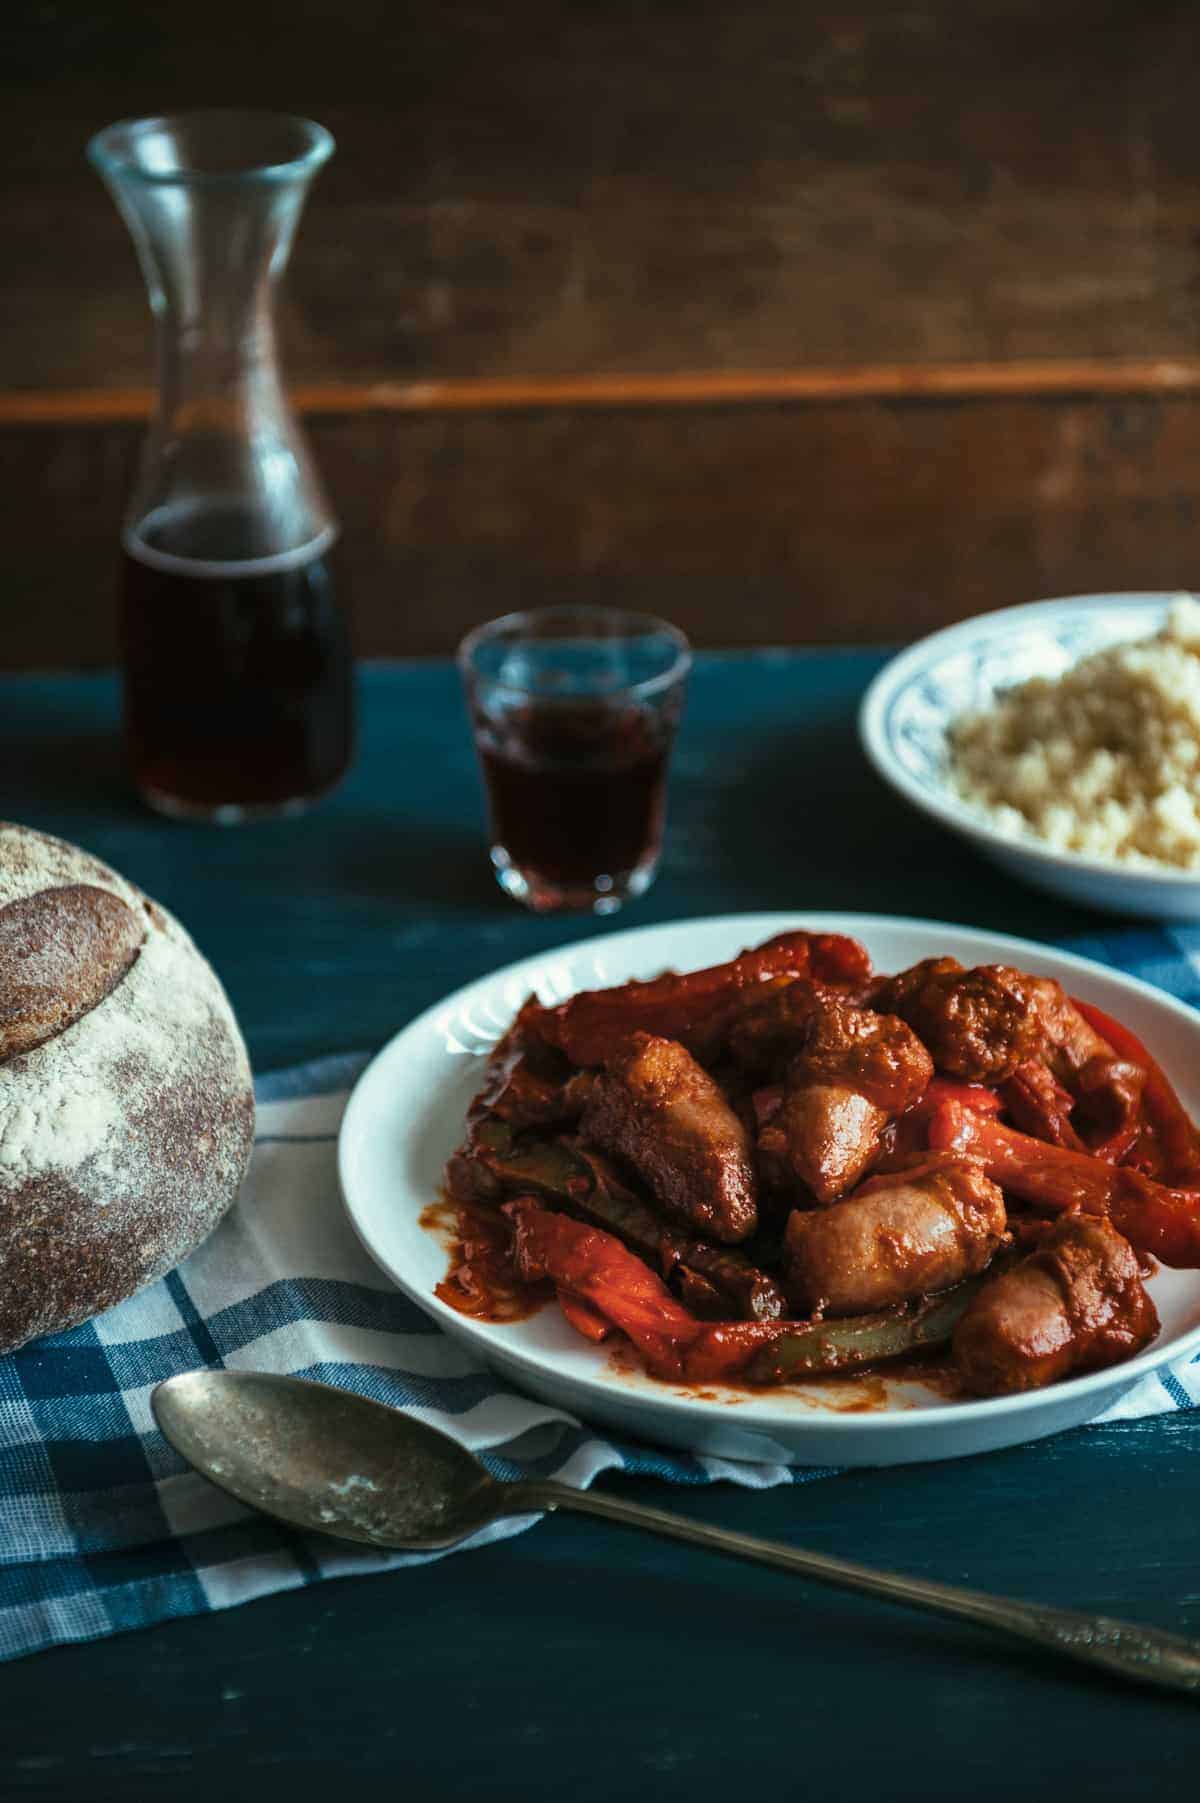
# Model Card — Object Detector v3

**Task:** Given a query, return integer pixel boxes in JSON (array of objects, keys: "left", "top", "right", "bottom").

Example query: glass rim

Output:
[
  {"left": 457, "top": 604, "right": 692, "bottom": 703},
  {"left": 86, "top": 110, "right": 335, "bottom": 188}
]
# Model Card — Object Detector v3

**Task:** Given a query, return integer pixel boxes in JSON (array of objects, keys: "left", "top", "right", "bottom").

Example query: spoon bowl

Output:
[{"left": 153, "top": 1370, "right": 507, "bottom": 1549}]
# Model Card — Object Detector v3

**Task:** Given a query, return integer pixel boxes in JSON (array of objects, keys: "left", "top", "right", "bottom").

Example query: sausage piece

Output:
[
  {"left": 757, "top": 996, "right": 934, "bottom": 1203},
  {"left": 871, "top": 959, "right": 1043, "bottom": 1083},
  {"left": 953, "top": 1214, "right": 1159, "bottom": 1396},
  {"left": 726, "top": 978, "right": 822, "bottom": 1075},
  {"left": 579, "top": 1032, "right": 758, "bottom": 1243},
  {"left": 784, "top": 1156, "right": 1006, "bottom": 1316},
  {"left": 764, "top": 1083, "right": 887, "bottom": 1204},
  {"left": 1022, "top": 977, "right": 1117, "bottom": 1085}
]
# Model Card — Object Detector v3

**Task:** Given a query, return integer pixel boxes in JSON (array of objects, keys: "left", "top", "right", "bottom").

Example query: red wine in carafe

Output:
[{"left": 121, "top": 504, "right": 354, "bottom": 819}]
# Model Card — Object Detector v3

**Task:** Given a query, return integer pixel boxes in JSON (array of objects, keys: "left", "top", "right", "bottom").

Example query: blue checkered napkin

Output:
[
  {"left": 0, "top": 1055, "right": 827, "bottom": 1665},
  {"left": 3, "top": 928, "right": 1200, "bottom": 1664}
]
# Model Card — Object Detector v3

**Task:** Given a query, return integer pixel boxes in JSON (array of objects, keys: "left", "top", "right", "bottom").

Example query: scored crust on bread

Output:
[
  {"left": 0, "top": 823, "right": 255, "bottom": 1352},
  {"left": 0, "top": 883, "right": 146, "bottom": 1061}
]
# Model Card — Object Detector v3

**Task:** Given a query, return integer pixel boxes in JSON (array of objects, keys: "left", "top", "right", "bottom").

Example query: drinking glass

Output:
[{"left": 459, "top": 606, "right": 691, "bottom": 913}]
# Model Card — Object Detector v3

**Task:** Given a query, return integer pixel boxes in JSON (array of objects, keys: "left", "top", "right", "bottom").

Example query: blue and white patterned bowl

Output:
[{"left": 859, "top": 592, "right": 1200, "bottom": 920}]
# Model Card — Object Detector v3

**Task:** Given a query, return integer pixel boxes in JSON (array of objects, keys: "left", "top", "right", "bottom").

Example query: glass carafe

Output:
[{"left": 88, "top": 111, "right": 355, "bottom": 821}]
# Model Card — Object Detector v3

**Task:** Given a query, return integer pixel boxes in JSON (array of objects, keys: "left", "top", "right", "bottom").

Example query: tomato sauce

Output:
[
  {"left": 420, "top": 1194, "right": 551, "bottom": 1323},
  {"left": 423, "top": 1193, "right": 972, "bottom": 1404}
]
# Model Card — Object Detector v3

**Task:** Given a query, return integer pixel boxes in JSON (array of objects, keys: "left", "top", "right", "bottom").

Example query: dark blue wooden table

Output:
[{"left": 3, "top": 655, "right": 1199, "bottom": 1800}]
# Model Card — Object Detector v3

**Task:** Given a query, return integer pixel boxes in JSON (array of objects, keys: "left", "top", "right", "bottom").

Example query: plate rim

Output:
[
  {"left": 337, "top": 909, "right": 1200, "bottom": 1438},
  {"left": 858, "top": 590, "right": 1200, "bottom": 890}
]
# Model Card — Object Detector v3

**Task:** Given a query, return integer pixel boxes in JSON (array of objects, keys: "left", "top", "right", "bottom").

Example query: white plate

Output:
[
  {"left": 338, "top": 913, "right": 1200, "bottom": 1466},
  {"left": 859, "top": 592, "right": 1200, "bottom": 919}
]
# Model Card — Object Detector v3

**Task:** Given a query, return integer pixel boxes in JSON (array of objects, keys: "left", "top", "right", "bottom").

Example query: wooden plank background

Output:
[{"left": 5, "top": 0, "right": 1200, "bottom": 666}]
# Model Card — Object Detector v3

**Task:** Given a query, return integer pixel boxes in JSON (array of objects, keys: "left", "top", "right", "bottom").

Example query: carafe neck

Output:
[
  {"left": 90, "top": 114, "right": 335, "bottom": 566},
  {"left": 151, "top": 277, "right": 287, "bottom": 445}
]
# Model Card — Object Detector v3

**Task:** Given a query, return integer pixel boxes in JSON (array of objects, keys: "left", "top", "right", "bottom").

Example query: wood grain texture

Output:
[
  {"left": 5, "top": 0, "right": 1200, "bottom": 392},
  {"left": 8, "top": 1, "right": 1200, "bottom": 665},
  {"left": 7, "top": 391, "right": 1199, "bottom": 668}
]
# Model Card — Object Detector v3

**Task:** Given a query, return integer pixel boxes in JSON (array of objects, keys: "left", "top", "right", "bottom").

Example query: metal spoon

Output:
[{"left": 153, "top": 1370, "right": 1200, "bottom": 1698}]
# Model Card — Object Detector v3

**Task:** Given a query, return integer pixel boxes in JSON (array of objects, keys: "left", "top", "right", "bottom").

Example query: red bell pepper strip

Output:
[
  {"left": 1086, "top": 1113, "right": 1143, "bottom": 1167},
  {"left": 557, "top": 1293, "right": 613, "bottom": 1343},
  {"left": 523, "top": 932, "right": 871, "bottom": 1066},
  {"left": 929, "top": 1098, "right": 1200, "bottom": 1267},
  {"left": 506, "top": 1199, "right": 705, "bottom": 1378},
  {"left": 1071, "top": 1055, "right": 1146, "bottom": 1166},
  {"left": 880, "top": 1077, "right": 1001, "bottom": 1165},
  {"left": 1071, "top": 998, "right": 1200, "bottom": 1182},
  {"left": 506, "top": 1201, "right": 784, "bottom": 1379},
  {"left": 917, "top": 1077, "right": 1003, "bottom": 1117},
  {"left": 1000, "top": 1059, "right": 1085, "bottom": 1150}
]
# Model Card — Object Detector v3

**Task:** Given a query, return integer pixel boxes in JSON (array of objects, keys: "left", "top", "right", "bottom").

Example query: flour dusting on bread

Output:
[{"left": 0, "top": 823, "right": 255, "bottom": 1348}]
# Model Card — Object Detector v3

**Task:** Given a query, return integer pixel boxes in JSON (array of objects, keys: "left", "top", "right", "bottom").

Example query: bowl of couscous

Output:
[{"left": 859, "top": 592, "right": 1200, "bottom": 919}]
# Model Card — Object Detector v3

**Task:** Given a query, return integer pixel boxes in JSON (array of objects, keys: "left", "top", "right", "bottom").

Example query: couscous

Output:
[{"left": 948, "top": 597, "right": 1200, "bottom": 869}]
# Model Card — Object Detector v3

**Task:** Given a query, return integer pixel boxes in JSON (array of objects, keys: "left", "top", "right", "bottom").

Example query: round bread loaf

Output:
[{"left": 0, "top": 822, "right": 255, "bottom": 1352}]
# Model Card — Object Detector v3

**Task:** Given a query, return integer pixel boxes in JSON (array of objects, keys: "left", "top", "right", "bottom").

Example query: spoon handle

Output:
[{"left": 512, "top": 1479, "right": 1200, "bottom": 1699}]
